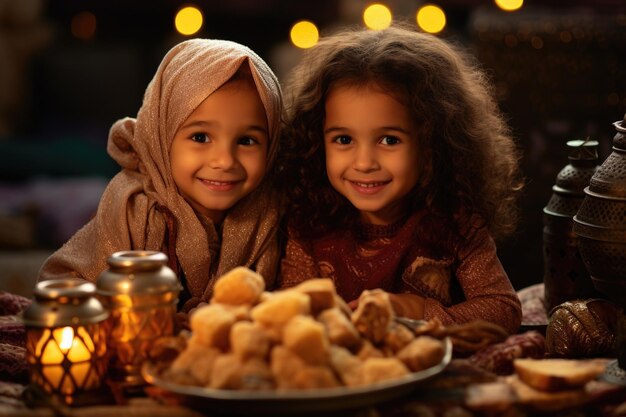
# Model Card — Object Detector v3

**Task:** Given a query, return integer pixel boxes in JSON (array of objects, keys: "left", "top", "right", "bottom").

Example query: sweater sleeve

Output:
[
  {"left": 422, "top": 228, "right": 522, "bottom": 335},
  {"left": 278, "top": 228, "right": 320, "bottom": 289}
]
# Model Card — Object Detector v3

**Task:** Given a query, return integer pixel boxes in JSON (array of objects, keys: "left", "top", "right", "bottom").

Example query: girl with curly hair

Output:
[{"left": 279, "top": 23, "right": 524, "bottom": 334}]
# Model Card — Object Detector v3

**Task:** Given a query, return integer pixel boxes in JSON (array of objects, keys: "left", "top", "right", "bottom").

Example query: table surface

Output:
[{"left": 3, "top": 358, "right": 625, "bottom": 417}]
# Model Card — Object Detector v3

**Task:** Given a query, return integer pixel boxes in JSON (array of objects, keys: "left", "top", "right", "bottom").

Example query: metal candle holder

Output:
[
  {"left": 96, "top": 250, "right": 180, "bottom": 387},
  {"left": 22, "top": 279, "right": 109, "bottom": 405}
]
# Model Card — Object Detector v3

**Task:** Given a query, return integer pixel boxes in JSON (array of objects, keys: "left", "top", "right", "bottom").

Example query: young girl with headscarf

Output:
[{"left": 38, "top": 39, "right": 282, "bottom": 313}]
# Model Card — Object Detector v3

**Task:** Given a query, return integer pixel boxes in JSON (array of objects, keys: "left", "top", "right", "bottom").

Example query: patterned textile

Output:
[
  {"left": 517, "top": 282, "right": 548, "bottom": 326},
  {"left": 0, "top": 292, "right": 30, "bottom": 384},
  {"left": 546, "top": 299, "right": 619, "bottom": 358},
  {"left": 468, "top": 331, "right": 545, "bottom": 375}
]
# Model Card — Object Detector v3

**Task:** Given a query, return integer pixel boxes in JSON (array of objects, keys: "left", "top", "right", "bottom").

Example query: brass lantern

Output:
[
  {"left": 573, "top": 113, "right": 626, "bottom": 384},
  {"left": 22, "top": 279, "right": 109, "bottom": 405},
  {"left": 96, "top": 251, "right": 180, "bottom": 386},
  {"left": 542, "top": 139, "right": 600, "bottom": 311}
]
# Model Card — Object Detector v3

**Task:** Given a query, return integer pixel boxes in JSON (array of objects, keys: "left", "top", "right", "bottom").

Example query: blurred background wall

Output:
[{"left": 0, "top": 0, "right": 624, "bottom": 296}]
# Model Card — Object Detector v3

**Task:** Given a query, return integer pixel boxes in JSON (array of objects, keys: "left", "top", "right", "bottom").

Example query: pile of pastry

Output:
[{"left": 159, "top": 267, "right": 446, "bottom": 391}]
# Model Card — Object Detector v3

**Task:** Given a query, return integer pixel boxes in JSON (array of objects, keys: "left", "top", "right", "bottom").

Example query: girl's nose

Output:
[
  {"left": 208, "top": 143, "right": 237, "bottom": 169},
  {"left": 353, "top": 145, "right": 379, "bottom": 172}
]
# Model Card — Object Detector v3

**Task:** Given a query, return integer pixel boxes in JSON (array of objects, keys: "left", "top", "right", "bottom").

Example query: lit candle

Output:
[
  {"left": 38, "top": 326, "right": 95, "bottom": 395},
  {"left": 23, "top": 279, "right": 109, "bottom": 404}
]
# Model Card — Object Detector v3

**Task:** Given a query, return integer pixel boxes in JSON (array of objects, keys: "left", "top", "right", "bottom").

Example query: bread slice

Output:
[
  {"left": 513, "top": 358, "right": 608, "bottom": 391},
  {"left": 465, "top": 381, "right": 516, "bottom": 413},
  {"left": 506, "top": 374, "right": 589, "bottom": 412}
]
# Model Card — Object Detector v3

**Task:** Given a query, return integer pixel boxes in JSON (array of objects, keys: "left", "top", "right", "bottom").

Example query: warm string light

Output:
[
  {"left": 175, "top": 5, "right": 203, "bottom": 36},
  {"left": 416, "top": 5, "right": 446, "bottom": 34},
  {"left": 290, "top": 21, "right": 319, "bottom": 49},
  {"left": 495, "top": 0, "right": 524, "bottom": 12},
  {"left": 363, "top": 4, "right": 392, "bottom": 30},
  {"left": 289, "top": 2, "right": 454, "bottom": 43}
]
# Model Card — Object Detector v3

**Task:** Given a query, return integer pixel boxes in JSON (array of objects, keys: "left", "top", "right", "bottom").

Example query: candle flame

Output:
[{"left": 59, "top": 327, "right": 74, "bottom": 351}]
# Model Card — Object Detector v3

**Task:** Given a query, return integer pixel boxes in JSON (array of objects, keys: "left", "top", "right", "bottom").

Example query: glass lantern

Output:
[
  {"left": 22, "top": 279, "right": 109, "bottom": 405},
  {"left": 96, "top": 250, "right": 180, "bottom": 387}
]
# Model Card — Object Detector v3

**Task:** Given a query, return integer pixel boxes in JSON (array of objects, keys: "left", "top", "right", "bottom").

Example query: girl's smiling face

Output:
[
  {"left": 170, "top": 77, "right": 269, "bottom": 224},
  {"left": 323, "top": 83, "right": 421, "bottom": 225}
]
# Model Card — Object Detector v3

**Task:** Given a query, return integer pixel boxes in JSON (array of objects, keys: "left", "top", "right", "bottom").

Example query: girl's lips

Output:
[
  {"left": 199, "top": 179, "right": 240, "bottom": 192},
  {"left": 348, "top": 180, "right": 390, "bottom": 195}
]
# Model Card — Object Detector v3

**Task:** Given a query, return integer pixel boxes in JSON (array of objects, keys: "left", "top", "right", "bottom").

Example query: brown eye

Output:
[
  {"left": 238, "top": 136, "right": 259, "bottom": 146},
  {"left": 191, "top": 133, "right": 209, "bottom": 143},
  {"left": 380, "top": 136, "right": 400, "bottom": 145},
  {"left": 334, "top": 135, "right": 352, "bottom": 145}
]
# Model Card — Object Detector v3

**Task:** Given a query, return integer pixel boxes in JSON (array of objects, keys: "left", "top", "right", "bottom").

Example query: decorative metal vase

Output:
[
  {"left": 573, "top": 112, "right": 626, "bottom": 385},
  {"left": 22, "top": 279, "right": 109, "bottom": 405},
  {"left": 96, "top": 251, "right": 181, "bottom": 386},
  {"left": 543, "top": 139, "right": 600, "bottom": 312}
]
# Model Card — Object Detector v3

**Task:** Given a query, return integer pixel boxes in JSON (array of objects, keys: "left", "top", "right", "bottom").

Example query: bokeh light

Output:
[
  {"left": 290, "top": 21, "right": 319, "bottom": 49},
  {"left": 71, "top": 11, "right": 97, "bottom": 40},
  {"left": 175, "top": 6, "right": 203, "bottom": 36},
  {"left": 495, "top": 0, "right": 524, "bottom": 12},
  {"left": 416, "top": 5, "right": 446, "bottom": 34},
  {"left": 363, "top": 4, "right": 392, "bottom": 30}
]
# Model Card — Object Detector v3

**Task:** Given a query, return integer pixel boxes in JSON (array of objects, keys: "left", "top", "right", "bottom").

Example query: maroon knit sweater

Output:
[{"left": 280, "top": 211, "right": 522, "bottom": 334}]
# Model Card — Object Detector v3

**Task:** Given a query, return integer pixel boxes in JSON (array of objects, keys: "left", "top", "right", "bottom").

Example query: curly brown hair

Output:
[{"left": 279, "top": 23, "right": 523, "bottom": 242}]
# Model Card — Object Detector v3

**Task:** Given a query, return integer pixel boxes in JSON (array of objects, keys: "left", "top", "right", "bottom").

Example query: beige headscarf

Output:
[{"left": 39, "top": 39, "right": 283, "bottom": 310}]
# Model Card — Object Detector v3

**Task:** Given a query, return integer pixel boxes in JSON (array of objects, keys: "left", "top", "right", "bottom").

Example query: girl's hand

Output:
[
  {"left": 388, "top": 293, "right": 425, "bottom": 320},
  {"left": 348, "top": 292, "right": 425, "bottom": 320}
]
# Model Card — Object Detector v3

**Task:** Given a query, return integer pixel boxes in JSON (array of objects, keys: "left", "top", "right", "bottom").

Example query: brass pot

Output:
[
  {"left": 96, "top": 251, "right": 181, "bottom": 386},
  {"left": 573, "top": 116, "right": 626, "bottom": 305},
  {"left": 543, "top": 139, "right": 599, "bottom": 312},
  {"left": 573, "top": 112, "right": 626, "bottom": 382}
]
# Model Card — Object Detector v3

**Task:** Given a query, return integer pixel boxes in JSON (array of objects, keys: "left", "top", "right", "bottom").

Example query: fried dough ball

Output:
[
  {"left": 292, "top": 278, "right": 337, "bottom": 315},
  {"left": 397, "top": 336, "right": 446, "bottom": 372},
  {"left": 220, "top": 303, "right": 252, "bottom": 321},
  {"left": 230, "top": 320, "right": 271, "bottom": 361},
  {"left": 239, "top": 357, "right": 274, "bottom": 390},
  {"left": 270, "top": 345, "right": 307, "bottom": 389},
  {"left": 384, "top": 322, "right": 416, "bottom": 354},
  {"left": 170, "top": 343, "right": 221, "bottom": 386},
  {"left": 283, "top": 315, "right": 330, "bottom": 365},
  {"left": 318, "top": 308, "right": 361, "bottom": 350},
  {"left": 351, "top": 289, "right": 395, "bottom": 344},
  {"left": 259, "top": 291, "right": 274, "bottom": 303},
  {"left": 189, "top": 303, "right": 236, "bottom": 351},
  {"left": 356, "top": 339, "right": 385, "bottom": 361},
  {"left": 209, "top": 353, "right": 242, "bottom": 389},
  {"left": 361, "top": 357, "right": 410, "bottom": 385},
  {"left": 292, "top": 365, "right": 341, "bottom": 389},
  {"left": 329, "top": 345, "right": 364, "bottom": 387},
  {"left": 251, "top": 290, "right": 310, "bottom": 330},
  {"left": 211, "top": 266, "right": 265, "bottom": 306}
]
